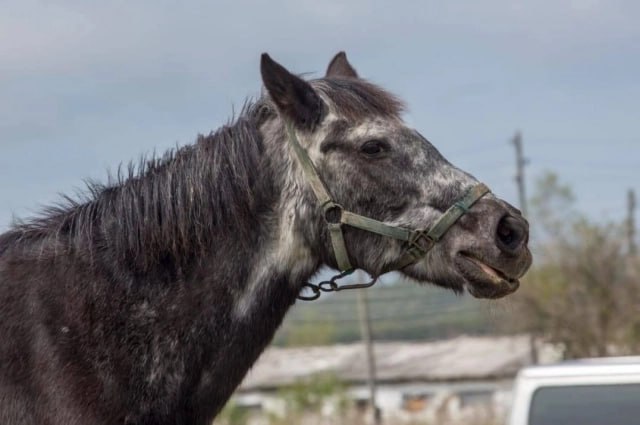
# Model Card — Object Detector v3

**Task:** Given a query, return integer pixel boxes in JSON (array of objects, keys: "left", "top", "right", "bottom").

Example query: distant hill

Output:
[{"left": 274, "top": 272, "right": 508, "bottom": 347}]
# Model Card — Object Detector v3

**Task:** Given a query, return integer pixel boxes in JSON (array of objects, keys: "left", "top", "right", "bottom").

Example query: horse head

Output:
[{"left": 260, "top": 52, "right": 532, "bottom": 299}]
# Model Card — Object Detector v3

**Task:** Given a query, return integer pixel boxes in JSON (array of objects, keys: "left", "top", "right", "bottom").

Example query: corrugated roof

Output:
[{"left": 240, "top": 335, "right": 538, "bottom": 391}]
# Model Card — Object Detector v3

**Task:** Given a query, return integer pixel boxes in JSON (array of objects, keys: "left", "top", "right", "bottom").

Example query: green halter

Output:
[{"left": 285, "top": 122, "right": 490, "bottom": 273}]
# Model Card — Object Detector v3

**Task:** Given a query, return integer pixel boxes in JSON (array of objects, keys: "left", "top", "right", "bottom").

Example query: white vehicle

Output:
[{"left": 509, "top": 356, "right": 640, "bottom": 425}]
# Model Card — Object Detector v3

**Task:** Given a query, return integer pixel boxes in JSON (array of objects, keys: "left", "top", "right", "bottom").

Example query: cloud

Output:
[{"left": 2, "top": 0, "right": 638, "bottom": 79}]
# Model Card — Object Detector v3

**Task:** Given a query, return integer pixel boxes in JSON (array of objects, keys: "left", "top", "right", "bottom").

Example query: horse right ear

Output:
[
  {"left": 260, "top": 53, "right": 325, "bottom": 131},
  {"left": 326, "top": 51, "right": 359, "bottom": 78}
]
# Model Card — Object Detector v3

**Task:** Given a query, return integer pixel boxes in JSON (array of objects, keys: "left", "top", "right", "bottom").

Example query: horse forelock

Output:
[{"left": 312, "top": 78, "right": 406, "bottom": 122}]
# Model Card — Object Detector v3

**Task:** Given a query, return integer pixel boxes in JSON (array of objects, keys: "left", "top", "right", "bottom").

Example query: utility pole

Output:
[
  {"left": 355, "top": 270, "right": 381, "bottom": 425},
  {"left": 628, "top": 189, "right": 637, "bottom": 256},
  {"left": 511, "top": 131, "right": 528, "bottom": 218},
  {"left": 511, "top": 131, "right": 537, "bottom": 364}
]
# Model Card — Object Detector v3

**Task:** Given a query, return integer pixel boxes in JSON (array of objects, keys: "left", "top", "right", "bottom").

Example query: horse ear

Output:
[
  {"left": 326, "top": 51, "right": 359, "bottom": 78},
  {"left": 260, "top": 53, "right": 325, "bottom": 130}
]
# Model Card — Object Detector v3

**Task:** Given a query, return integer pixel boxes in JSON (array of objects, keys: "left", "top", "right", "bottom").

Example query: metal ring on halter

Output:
[{"left": 322, "top": 202, "right": 343, "bottom": 224}]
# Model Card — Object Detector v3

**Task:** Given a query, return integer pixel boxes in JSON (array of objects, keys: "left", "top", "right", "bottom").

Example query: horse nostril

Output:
[{"left": 496, "top": 215, "right": 527, "bottom": 254}]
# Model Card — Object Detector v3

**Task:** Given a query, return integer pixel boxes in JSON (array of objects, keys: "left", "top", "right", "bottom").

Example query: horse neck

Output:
[
  {"left": 128, "top": 115, "right": 322, "bottom": 325},
  {"left": 8, "top": 111, "right": 321, "bottom": 322},
  {"left": 230, "top": 119, "right": 324, "bottom": 318},
  {"left": 99, "top": 114, "right": 320, "bottom": 305}
]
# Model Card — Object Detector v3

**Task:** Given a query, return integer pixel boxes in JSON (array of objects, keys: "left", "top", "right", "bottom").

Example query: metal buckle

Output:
[{"left": 407, "top": 231, "right": 436, "bottom": 258}]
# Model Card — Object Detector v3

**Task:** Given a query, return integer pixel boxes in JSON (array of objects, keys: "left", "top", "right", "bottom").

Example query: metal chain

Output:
[{"left": 297, "top": 269, "right": 379, "bottom": 301}]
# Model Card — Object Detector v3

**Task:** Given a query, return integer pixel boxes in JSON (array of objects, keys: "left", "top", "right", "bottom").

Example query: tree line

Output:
[{"left": 506, "top": 172, "right": 640, "bottom": 358}]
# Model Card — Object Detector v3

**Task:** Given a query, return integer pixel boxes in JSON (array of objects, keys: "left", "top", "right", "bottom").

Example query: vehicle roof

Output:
[{"left": 518, "top": 356, "right": 640, "bottom": 379}]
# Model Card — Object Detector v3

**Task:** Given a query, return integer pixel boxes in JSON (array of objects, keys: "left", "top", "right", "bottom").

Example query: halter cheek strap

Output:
[{"left": 285, "top": 122, "right": 490, "bottom": 275}]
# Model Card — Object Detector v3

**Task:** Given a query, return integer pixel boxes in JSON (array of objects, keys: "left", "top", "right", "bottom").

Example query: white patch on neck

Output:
[
  {"left": 232, "top": 207, "right": 314, "bottom": 319},
  {"left": 232, "top": 149, "right": 316, "bottom": 320}
]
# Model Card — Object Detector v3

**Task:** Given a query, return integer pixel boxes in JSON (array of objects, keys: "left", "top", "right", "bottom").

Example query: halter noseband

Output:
[{"left": 286, "top": 122, "right": 490, "bottom": 291}]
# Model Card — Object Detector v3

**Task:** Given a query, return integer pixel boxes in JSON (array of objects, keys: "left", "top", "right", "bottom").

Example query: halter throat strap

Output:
[{"left": 285, "top": 122, "right": 490, "bottom": 272}]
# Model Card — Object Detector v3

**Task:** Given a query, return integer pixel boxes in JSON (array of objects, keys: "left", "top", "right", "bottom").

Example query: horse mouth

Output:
[{"left": 455, "top": 253, "right": 519, "bottom": 299}]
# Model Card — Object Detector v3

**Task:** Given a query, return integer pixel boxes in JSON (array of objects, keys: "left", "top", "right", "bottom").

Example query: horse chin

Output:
[
  {"left": 397, "top": 252, "right": 520, "bottom": 299},
  {"left": 397, "top": 261, "right": 466, "bottom": 295},
  {"left": 454, "top": 253, "right": 520, "bottom": 299}
]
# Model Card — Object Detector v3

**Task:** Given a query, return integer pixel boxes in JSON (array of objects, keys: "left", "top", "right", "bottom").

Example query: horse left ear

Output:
[
  {"left": 326, "top": 51, "right": 359, "bottom": 78},
  {"left": 260, "top": 53, "right": 325, "bottom": 130}
]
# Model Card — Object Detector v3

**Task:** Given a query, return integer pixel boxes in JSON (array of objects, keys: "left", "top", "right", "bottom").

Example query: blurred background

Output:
[{"left": 2, "top": 1, "right": 639, "bottom": 424}]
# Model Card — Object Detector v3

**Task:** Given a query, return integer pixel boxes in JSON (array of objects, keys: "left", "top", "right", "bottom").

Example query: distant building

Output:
[{"left": 228, "top": 335, "right": 561, "bottom": 424}]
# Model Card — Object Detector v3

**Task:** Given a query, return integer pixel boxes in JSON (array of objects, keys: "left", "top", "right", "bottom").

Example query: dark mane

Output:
[
  {"left": 2, "top": 79, "right": 401, "bottom": 272},
  {"left": 313, "top": 78, "right": 406, "bottom": 121},
  {"left": 2, "top": 79, "right": 403, "bottom": 271},
  {"left": 4, "top": 101, "right": 273, "bottom": 272},
  {"left": 2, "top": 80, "right": 403, "bottom": 269}
]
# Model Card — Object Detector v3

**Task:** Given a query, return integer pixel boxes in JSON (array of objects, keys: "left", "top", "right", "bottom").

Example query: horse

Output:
[{"left": 0, "top": 52, "right": 532, "bottom": 425}]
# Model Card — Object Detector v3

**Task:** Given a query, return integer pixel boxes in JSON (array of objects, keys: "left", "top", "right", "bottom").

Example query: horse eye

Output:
[{"left": 360, "top": 140, "right": 389, "bottom": 157}]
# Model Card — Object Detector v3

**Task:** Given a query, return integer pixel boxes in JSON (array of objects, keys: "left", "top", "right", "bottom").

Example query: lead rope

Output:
[{"left": 298, "top": 270, "right": 379, "bottom": 301}]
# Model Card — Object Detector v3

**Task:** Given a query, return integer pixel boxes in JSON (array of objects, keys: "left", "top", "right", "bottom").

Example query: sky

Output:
[{"left": 1, "top": 0, "right": 639, "bottom": 236}]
